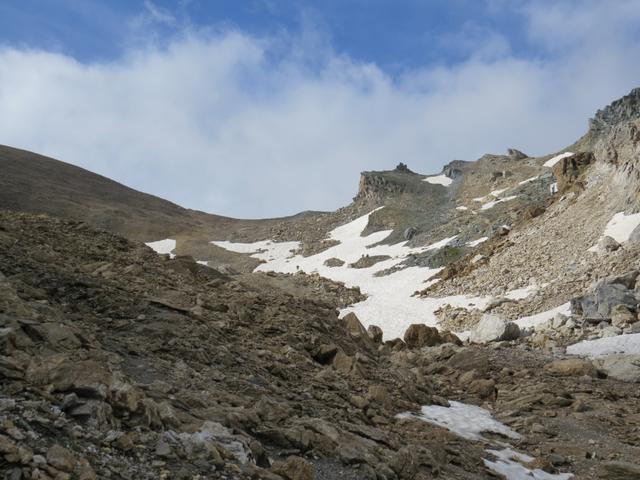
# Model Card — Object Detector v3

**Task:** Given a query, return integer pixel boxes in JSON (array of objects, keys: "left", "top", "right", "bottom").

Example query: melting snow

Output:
[
  {"left": 397, "top": 401, "right": 520, "bottom": 442},
  {"left": 543, "top": 152, "right": 574, "bottom": 168},
  {"left": 490, "top": 188, "right": 508, "bottom": 197},
  {"left": 213, "top": 209, "right": 498, "bottom": 340},
  {"left": 515, "top": 303, "right": 571, "bottom": 329},
  {"left": 566, "top": 333, "right": 640, "bottom": 357},
  {"left": 518, "top": 176, "right": 539, "bottom": 186},
  {"left": 481, "top": 195, "right": 519, "bottom": 210},
  {"left": 456, "top": 206, "right": 469, "bottom": 211},
  {"left": 485, "top": 449, "right": 573, "bottom": 480},
  {"left": 601, "top": 212, "right": 640, "bottom": 243},
  {"left": 145, "top": 239, "right": 177, "bottom": 259},
  {"left": 505, "top": 285, "right": 538, "bottom": 301},
  {"left": 423, "top": 174, "right": 453, "bottom": 186},
  {"left": 399, "top": 402, "right": 573, "bottom": 479}
]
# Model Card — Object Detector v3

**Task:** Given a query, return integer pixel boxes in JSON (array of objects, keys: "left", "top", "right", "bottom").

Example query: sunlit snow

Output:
[
  {"left": 423, "top": 174, "right": 453, "bottom": 186},
  {"left": 518, "top": 176, "right": 539, "bottom": 186},
  {"left": 566, "top": 333, "right": 640, "bottom": 357},
  {"left": 543, "top": 152, "right": 574, "bottom": 168},
  {"left": 481, "top": 195, "right": 518, "bottom": 210},
  {"left": 145, "top": 238, "right": 177, "bottom": 258},
  {"left": 467, "top": 237, "right": 488, "bottom": 247},
  {"left": 515, "top": 303, "right": 571, "bottom": 329},
  {"left": 213, "top": 209, "right": 498, "bottom": 339},
  {"left": 485, "top": 449, "right": 573, "bottom": 480},
  {"left": 399, "top": 402, "right": 573, "bottom": 479},
  {"left": 397, "top": 401, "right": 520, "bottom": 441}
]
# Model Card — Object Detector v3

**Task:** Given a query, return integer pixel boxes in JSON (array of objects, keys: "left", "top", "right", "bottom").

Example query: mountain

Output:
[{"left": 1, "top": 88, "right": 640, "bottom": 479}]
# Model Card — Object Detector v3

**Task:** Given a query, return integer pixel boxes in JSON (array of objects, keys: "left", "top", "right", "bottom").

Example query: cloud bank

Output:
[{"left": 1, "top": 0, "right": 639, "bottom": 218}]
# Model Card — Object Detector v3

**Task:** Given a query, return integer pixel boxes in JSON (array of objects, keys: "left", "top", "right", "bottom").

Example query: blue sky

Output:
[
  {"left": 0, "top": 1, "right": 639, "bottom": 218},
  {"left": 0, "top": 1, "right": 533, "bottom": 67}
]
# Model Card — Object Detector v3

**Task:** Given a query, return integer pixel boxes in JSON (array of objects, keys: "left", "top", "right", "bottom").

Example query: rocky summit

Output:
[{"left": 2, "top": 88, "right": 640, "bottom": 480}]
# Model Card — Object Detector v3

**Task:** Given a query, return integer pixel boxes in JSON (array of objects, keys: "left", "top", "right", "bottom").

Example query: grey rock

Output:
[
  {"left": 572, "top": 282, "right": 639, "bottom": 321},
  {"left": 469, "top": 314, "right": 520, "bottom": 343},
  {"left": 594, "top": 355, "right": 640, "bottom": 383},
  {"left": 599, "top": 460, "right": 640, "bottom": 479},
  {"left": 598, "top": 236, "right": 620, "bottom": 252}
]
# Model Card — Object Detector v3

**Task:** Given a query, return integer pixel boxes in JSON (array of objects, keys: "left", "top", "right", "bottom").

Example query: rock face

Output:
[
  {"left": 590, "top": 87, "right": 640, "bottom": 133},
  {"left": 552, "top": 151, "right": 594, "bottom": 194},
  {"left": 469, "top": 314, "right": 520, "bottom": 343}
]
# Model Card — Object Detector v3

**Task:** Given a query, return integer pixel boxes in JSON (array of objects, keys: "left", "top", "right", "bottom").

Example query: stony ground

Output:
[{"left": 1, "top": 211, "right": 640, "bottom": 480}]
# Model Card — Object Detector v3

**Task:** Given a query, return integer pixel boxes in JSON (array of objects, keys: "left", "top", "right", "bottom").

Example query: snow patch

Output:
[
  {"left": 397, "top": 401, "right": 520, "bottom": 442},
  {"left": 518, "top": 176, "right": 539, "bottom": 186},
  {"left": 600, "top": 212, "right": 640, "bottom": 243},
  {"left": 467, "top": 237, "right": 488, "bottom": 247},
  {"left": 423, "top": 174, "right": 453, "bottom": 186},
  {"left": 505, "top": 285, "right": 538, "bottom": 301},
  {"left": 400, "top": 402, "right": 573, "bottom": 479},
  {"left": 515, "top": 303, "right": 571, "bottom": 329},
  {"left": 566, "top": 333, "right": 640, "bottom": 357},
  {"left": 543, "top": 152, "right": 574, "bottom": 168},
  {"left": 481, "top": 195, "right": 519, "bottom": 210},
  {"left": 456, "top": 206, "right": 469, "bottom": 211},
  {"left": 145, "top": 239, "right": 176, "bottom": 259},
  {"left": 485, "top": 448, "right": 573, "bottom": 480}
]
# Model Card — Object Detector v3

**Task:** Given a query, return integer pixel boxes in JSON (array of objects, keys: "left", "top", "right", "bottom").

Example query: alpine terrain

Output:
[{"left": 2, "top": 88, "right": 640, "bottom": 480}]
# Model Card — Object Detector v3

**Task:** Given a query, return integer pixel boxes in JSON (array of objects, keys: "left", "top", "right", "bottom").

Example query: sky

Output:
[{"left": 0, "top": 1, "right": 639, "bottom": 219}]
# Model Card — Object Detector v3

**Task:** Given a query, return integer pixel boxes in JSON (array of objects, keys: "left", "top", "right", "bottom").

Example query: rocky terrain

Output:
[{"left": 2, "top": 88, "right": 640, "bottom": 479}]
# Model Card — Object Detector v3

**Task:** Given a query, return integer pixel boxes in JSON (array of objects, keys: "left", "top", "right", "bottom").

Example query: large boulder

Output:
[
  {"left": 593, "top": 355, "right": 640, "bottom": 383},
  {"left": 342, "top": 313, "right": 372, "bottom": 347},
  {"left": 611, "top": 305, "right": 637, "bottom": 327},
  {"left": 469, "top": 314, "right": 520, "bottom": 343},
  {"left": 599, "top": 461, "right": 640, "bottom": 479},
  {"left": 572, "top": 276, "right": 640, "bottom": 321},
  {"left": 544, "top": 358, "right": 597, "bottom": 377},
  {"left": 403, "top": 324, "right": 442, "bottom": 348}
]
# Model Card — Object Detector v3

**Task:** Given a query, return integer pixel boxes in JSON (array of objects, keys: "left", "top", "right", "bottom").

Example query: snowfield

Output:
[{"left": 213, "top": 208, "right": 504, "bottom": 340}]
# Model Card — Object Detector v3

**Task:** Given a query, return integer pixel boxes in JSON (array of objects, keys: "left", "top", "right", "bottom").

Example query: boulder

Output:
[
  {"left": 593, "top": 355, "right": 640, "bottom": 383},
  {"left": 544, "top": 359, "right": 597, "bottom": 377},
  {"left": 572, "top": 281, "right": 639, "bottom": 321},
  {"left": 599, "top": 461, "right": 640, "bottom": 479},
  {"left": 611, "top": 305, "right": 637, "bottom": 327},
  {"left": 367, "top": 325, "right": 383, "bottom": 344},
  {"left": 469, "top": 314, "right": 520, "bottom": 343},
  {"left": 598, "top": 236, "right": 621, "bottom": 252},
  {"left": 342, "top": 313, "right": 372, "bottom": 346},
  {"left": 507, "top": 148, "right": 528, "bottom": 160},
  {"left": 272, "top": 455, "right": 316, "bottom": 480},
  {"left": 46, "top": 444, "right": 76, "bottom": 472},
  {"left": 403, "top": 324, "right": 442, "bottom": 348}
]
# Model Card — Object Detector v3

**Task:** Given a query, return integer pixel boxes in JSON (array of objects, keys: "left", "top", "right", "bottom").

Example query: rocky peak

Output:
[
  {"left": 589, "top": 87, "right": 640, "bottom": 133},
  {"left": 507, "top": 148, "right": 528, "bottom": 160}
]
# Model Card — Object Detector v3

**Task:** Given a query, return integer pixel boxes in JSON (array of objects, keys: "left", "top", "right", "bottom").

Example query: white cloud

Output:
[{"left": 0, "top": 3, "right": 639, "bottom": 218}]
